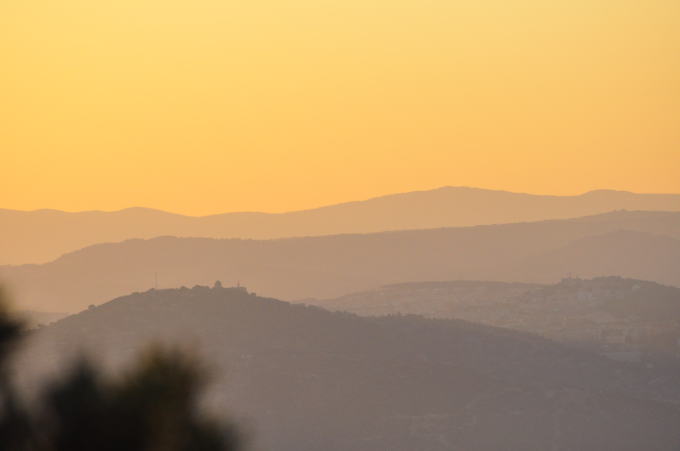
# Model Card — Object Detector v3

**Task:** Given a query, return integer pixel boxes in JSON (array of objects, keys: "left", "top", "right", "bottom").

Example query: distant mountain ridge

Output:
[
  {"left": 3, "top": 210, "right": 679, "bottom": 312},
  {"left": 2, "top": 186, "right": 679, "bottom": 265}
]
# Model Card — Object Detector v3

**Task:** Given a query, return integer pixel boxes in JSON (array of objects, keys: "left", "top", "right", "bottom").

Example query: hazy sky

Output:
[{"left": 2, "top": 0, "right": 679, "bottom": 215}]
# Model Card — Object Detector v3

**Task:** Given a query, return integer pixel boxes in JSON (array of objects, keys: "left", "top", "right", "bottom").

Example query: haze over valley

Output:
[
  {"left": 4, "top": 184, "right": 680, "bottom": 450},
  {"left": 3, "top": 0, "right": 679, "bottom": 448}
]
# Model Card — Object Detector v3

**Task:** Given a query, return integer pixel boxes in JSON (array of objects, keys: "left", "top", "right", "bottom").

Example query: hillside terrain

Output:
[
  {"left": 16, "top": 285, "right": 680, "bottom": 451},
  {"left": 2, "top": 211, "right": 679, "bottom": 312},
  {"left": 2, "top": 187, "right": 679, "bottom": 265},
  {"left": 313, "top": 277, "right": 680, "bottom": 363}
]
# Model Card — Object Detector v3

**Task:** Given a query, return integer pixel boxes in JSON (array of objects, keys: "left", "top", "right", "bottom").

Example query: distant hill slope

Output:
[
  {"left": 17, "top": 285, "right": 680, "bottom": 451},
  {"left": 313, "top": 277, "right": 680, "bottom": 360},
  {"left": 313, "top": 280, "right": 544, "bottom": 317},
  {"left": 2, "top": 211, "right": 679, "bottom": 313},
  {"left": 2, "top": 186, "right": 679, "bottom": 265}
]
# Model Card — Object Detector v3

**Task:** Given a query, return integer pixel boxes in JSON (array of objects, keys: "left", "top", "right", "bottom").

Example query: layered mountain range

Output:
[
  {"left": 3, "top": 186, "right": 679, "bottom": 265},
  {"left": 2, "top": 210, "right": 679, "bottom": 312}
]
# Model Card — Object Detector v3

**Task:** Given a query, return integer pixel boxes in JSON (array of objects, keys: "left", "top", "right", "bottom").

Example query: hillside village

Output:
[{"left": 314, "top": 277, "right": 680, "bottom": 365}]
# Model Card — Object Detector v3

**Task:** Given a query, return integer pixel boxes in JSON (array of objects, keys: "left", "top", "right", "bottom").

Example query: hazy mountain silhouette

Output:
[
  {"left": 509, "top": 230, "right": 680, "bottom": 283},
  {"left": 2, "top": 187, "right": 679, "bottom": 265},
  {"left": 2, "top": 211, "right": 679, "bottom": 313},
  {"left": 16, "top": 285, "right": 680, "bottom": 451},
  {"left": 313, "top": 277, "right": 680, "bottom": 361}
]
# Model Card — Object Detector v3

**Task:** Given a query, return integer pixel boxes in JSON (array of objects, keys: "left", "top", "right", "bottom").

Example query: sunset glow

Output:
[{"left": 2, "top": 0, "right": 679, "bottom": 214}]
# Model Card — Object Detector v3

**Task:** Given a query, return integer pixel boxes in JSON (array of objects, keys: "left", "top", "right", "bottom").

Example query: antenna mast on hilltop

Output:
[{"left": 154, "top": 272, "right": 158, "bottom": 290}]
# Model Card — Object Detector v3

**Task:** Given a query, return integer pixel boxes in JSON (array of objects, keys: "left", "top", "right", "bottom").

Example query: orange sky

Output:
[{"left": 1, "top": 0, "right": 679, "bottom": 215}]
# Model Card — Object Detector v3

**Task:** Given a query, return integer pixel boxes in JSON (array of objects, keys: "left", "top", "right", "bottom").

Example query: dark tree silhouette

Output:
[{"left": 0, "top": 289, "right": 240, "bottom": 451}]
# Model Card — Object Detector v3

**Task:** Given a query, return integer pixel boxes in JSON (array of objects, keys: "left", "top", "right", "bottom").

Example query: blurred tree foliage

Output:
[{"left": 0, "top": 289, "right": 240, "bottom": 451}]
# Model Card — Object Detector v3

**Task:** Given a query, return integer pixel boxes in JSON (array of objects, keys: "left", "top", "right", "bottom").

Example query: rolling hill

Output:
[
  {"left": 16, "top": 285, "right": 680, "bottom": 451},
  {"left": 2, "top": 186, "right": 679, "bottom": 265},
  {"left": 313, "top": 277, "right": 680, "bottom": 361}
]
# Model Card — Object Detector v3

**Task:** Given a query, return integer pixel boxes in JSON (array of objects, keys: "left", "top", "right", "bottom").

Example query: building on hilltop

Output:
[{"left": 212, "top": 280, "right": 248, "bottom": 293}]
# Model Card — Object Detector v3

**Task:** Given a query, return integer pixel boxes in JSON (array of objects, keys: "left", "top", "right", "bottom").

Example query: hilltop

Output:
[
  {"left": 17, "top": 284, "right": 680, "bottom": 451},
  {"left": 2, "top": 186, "right": 679, "bottom": 265}
]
